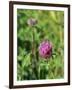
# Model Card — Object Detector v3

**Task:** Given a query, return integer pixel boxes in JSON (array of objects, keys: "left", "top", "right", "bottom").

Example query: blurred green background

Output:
[{"left": 17, "top": 9, "right": 64, "bottom": 81}]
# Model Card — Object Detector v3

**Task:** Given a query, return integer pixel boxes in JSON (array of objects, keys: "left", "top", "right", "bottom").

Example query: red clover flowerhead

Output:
[{"left": 39, "top": 40, "right": 52, "bottom": 59}]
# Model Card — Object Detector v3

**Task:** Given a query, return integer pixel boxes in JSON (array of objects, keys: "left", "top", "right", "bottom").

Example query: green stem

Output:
[{"left": 31, "top": 27, "right": 39, "bottom": 79}]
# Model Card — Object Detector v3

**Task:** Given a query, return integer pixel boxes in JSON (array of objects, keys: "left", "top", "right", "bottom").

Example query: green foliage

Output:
[{"left": 17, "top": 9, "right": 64, "bottom": 80}]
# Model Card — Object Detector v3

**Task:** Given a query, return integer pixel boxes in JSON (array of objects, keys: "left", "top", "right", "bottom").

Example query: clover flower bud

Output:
[{"left": 27, "top": 18, "right": 37, "bottom": 26}]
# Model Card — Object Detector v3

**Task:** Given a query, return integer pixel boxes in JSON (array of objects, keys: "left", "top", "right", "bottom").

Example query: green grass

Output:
[{"left": 17, "top": 9, "right": 64, "bottom": 80}]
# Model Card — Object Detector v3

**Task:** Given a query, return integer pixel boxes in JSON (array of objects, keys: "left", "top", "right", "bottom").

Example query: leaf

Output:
[{"left": 22, "top": 53, "right": 31, "bottom": 68}]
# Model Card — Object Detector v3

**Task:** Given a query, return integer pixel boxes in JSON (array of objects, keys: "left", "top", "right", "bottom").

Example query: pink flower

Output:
[{"left": 39, "top": 40, "right": 52, "bottom": 59}]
